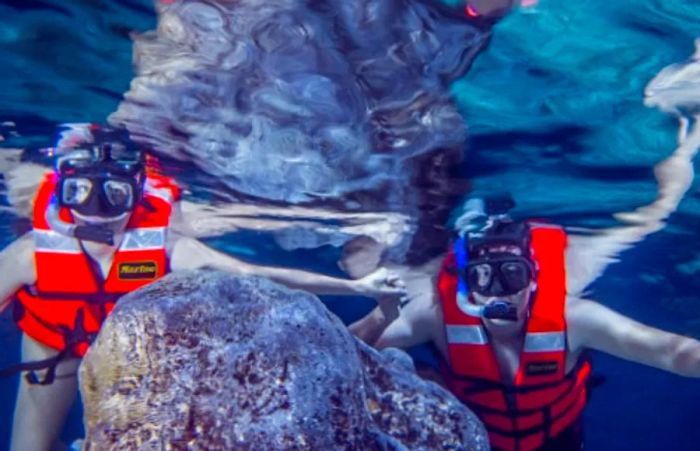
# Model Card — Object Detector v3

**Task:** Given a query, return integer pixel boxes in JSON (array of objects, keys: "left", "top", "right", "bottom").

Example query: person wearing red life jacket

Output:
[
  {"left": 443, "top": 218, "right": 588, "bottom": 450},
  {"left": 350, "top": 193, "right": 700, "bottom": 451},
  {"left": 0, "top": 127, "right": 407, "bottom": 451}
]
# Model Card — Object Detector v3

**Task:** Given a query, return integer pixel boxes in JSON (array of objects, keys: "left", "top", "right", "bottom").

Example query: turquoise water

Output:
[
  {"left": 460, "top": 0, "right": 700, "bottom": 217},
  {"left": 2, "top": 0, "right": 700, "bottom": 449},
  {"left": 463, "top": 3, "right": 700, "bottom": 446}
]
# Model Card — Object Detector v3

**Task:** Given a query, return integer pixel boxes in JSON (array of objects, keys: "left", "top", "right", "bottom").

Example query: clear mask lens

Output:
[
  {"left": 470, "top": 263, "right": 493, "bottom": 290},
  {"left": 501, "top": 261, "right": 530, "bottom": 288},
  {"left": 466, "top": 257, "right": 533, "bottom": 296},
  {"left": 61, "top": 177, "right": 93, "bottom": 205},
  {"left": 103, "top": 180, "right": 134, "bottom": 209}
]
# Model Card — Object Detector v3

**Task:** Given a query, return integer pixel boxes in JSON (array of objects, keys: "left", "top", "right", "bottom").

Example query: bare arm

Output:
[
  {"left": 567, "top": 298, "right": 700, "bottom": 377},
  {"left": 0, "top": 150, "right": 46, "bottom": 219},
  {"left": 566, "top": 47, "right": 700, "bottom": 296},
  {"left": 169, "top": 236, "right": 406, "bottom": 298},
  {"left": 0, "top": 233, "right": 37, "bottom": 315},
  {"left": 375, "top": 289, "right": 444, "bottom": 351},
  {"left": 348, "top": 298, "right": 401, "bottom": 345},
  {"left": 351, "top": 259, "right": 444, "bottom": 350},
  {"left": 350, "top": 304, "right": 429, "bottom": 349},
  {"left": 566, "top": 116, "right": 700, "bottom": 296},
  {"left": 352, "top": 260, "right": 445, "bottom": 354}
]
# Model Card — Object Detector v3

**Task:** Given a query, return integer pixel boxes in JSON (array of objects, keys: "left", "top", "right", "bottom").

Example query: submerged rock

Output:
[{"left": 79, "top": 270, "right": 488, "bottom": 450}]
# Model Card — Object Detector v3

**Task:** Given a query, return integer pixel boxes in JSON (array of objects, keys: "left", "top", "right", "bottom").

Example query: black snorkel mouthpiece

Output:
[
  {"left": 73, "top": 225, "right": 115, "bottom": 246},
  {"left": 482, "top": 300, "right": 519, "bottom": 321}
]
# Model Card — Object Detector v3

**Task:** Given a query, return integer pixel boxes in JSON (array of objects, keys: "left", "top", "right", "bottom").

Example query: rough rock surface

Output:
[{"left": 80, "top": 270, "right": 488, "bottom": 450}]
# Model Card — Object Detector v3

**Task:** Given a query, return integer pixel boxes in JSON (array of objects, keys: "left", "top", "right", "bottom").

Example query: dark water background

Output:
[{"left": 1, "top": 0, "right": 700, "bottom": 449}]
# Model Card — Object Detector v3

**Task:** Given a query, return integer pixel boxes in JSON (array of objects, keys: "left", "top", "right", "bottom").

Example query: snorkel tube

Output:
[
  {"left": 45, "top": 195, "right": 115, "bottom": 245},
  {"left": 454, "top": 198, "right": 490, "bottom": 318}
]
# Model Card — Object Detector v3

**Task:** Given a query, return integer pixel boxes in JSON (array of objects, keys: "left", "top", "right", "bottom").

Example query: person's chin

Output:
[
  {"left": 484, "top": 316, "right": 524, "bottom": 330},
  {"left": 486, "top": 318, "right": 514, "bottom": 327}
]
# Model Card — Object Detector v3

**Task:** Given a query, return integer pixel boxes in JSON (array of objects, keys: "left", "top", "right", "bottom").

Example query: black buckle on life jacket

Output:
[{"left": 23, "top": 349, "right": 70, "bottom": 385}]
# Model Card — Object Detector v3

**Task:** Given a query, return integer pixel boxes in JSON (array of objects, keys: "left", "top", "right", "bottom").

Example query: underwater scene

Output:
[{"left": 1, "top": 0, "right": 700, "bottom": 449}]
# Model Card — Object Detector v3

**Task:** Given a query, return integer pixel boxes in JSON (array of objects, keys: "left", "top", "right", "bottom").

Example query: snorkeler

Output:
[
  {"left": 0, "top": 126, "right": 407, "bottom": 451},
  {"left": 350, "top": 101, "right": 700, "bottom": 450},
  {"left": 352, "top": 214, "right": 700, "bottom": 450}
]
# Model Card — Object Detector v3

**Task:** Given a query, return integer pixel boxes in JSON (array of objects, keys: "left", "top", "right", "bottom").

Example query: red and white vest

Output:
[
  {"left": 438, "top": 225, "right": 590, "bottom": 451},
  {"left": 14, "top": 171, "right": 179, "bottom": 356}
]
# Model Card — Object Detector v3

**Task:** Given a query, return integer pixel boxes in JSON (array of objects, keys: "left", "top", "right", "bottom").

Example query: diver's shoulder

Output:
[
  {"left": 165, "top": 232, "right": 187, "bottom": 258},
  {"left": 0, "top": 232, "right": 37, "bottom": 284},
  {"left": 565, "top": 296, "right": 597, "bottom": 317},
  {"left": 565, "top": 297, "right": 595, "bottom": 352},
  {"left": 5, "top": 231, "right": 35, "bottom": 254},
  {"left": 565, "top": 297, "right": 616, "bottom": 347}
]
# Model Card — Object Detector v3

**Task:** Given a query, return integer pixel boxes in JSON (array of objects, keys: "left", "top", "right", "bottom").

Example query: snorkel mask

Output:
[
  {"left": 455, "top": 207, "right": 536, "bottom": 321},
  {"left": 46, "top": 130, "right": 146, "bottom": 245},
  {"left": 56, "top": 143, "right": 144, "bottom": 218}
]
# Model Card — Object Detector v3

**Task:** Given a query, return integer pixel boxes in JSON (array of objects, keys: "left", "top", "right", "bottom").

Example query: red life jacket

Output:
[
  {"left": 438, "top": 225, "right": 590, "bottom": 451},
  {"left": 14, "top": 171, "right": 179, "bottom": 356}
]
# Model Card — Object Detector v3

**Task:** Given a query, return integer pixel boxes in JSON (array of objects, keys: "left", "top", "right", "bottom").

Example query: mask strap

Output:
[
  {"left": 454, "top": 237, "right": 468, "bottom": 295},
  {"left": 454, "top": 237, "right": 484, "bottom": 318}
]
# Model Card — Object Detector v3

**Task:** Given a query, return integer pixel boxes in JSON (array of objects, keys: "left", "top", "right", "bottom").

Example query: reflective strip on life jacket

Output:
[
  {"left": 444, "top": 329, "right": 565, "bottom": 351},
  {"left": 120, "top": 227, "right": 166, "bottom": 251},
  {"left": 445, "top": 324, "right": 489, "bottom": 345},
  {"left": 33, "top": 230, "right": 81, "bottom": 254},
  {"left": 523, "top": 332, "right": 566, "bottom": 353}
]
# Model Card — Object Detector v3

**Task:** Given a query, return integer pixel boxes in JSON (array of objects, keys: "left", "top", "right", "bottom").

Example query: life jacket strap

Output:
[
  {"left": 22, "top": 284, "right": 124, "bottom": 304},
  {"left": 0, "top": 348, "right": 71, "bottom": 385},
  {"left": 0, "top": 309, "right": 97, "bottom": 385}
]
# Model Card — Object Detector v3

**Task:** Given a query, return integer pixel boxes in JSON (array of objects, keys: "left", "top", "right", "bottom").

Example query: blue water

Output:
[{"left": 2, "top": 0, "right": 700, "bottom": 450}]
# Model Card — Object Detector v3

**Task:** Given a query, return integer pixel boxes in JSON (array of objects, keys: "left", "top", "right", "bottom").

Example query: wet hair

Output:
[{"left": 467, "top": 219, "right": 532, "bottom": 259}]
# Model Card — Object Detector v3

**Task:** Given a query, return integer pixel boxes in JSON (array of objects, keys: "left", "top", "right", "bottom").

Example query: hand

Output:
[
  {"left": 358, "top": 267, "right": 408, "bottom": 323},
  {"left": 377, "top": 294, "right": 402, "bottom": 324},
  {"left": 359, "top": 267, "right": 407, "bottom": 298}
]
